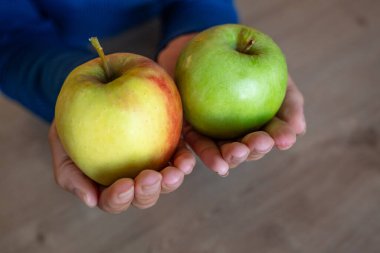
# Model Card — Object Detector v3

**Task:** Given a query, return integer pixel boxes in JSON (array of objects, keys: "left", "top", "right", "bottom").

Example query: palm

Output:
[
  {"left": 181, "top": 77, "right": 306, "bottom": 176},
  {"left": 158, "top": 34, "right": 306, "bottom": 176},
  {"left": 49, "top": 120, "right": 195, "bottom": 213}
]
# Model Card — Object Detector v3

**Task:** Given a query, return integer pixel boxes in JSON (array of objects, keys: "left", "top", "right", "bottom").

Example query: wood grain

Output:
[{"left": 1, "top": 0, "right": 379, "bottom": 252}]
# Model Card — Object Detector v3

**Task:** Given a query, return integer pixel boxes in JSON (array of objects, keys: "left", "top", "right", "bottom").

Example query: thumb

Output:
[{"left": 48, "top": 120, "right": 98, "bottom": 207}]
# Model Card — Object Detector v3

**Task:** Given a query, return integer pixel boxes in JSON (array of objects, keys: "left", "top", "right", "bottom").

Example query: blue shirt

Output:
[{"left": 0, "top": 0, "right": 238, "bottom": 122}]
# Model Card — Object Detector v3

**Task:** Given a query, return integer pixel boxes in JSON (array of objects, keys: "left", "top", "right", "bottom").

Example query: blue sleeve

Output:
[
  {"left": 0, "top": 0, "right": 95, "bottom": 122},
  {"left": 0, "top": 0, "right": 239, "bottom": 122},
  {"left": 159, "top": 0, "right": 239, "bottom": 49}
]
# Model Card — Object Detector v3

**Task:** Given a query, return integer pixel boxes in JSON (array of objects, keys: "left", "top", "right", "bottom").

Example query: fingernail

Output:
[
  {"left": 229, "top": 153, "right": 248, "bottom": 166},
  {"left": 247, "top": 153, "right": 264, "bottom": 161},
  {"left": 255, "top": 143, "right": 272, "bottom": 153},
  {"left": 118, "top": 188, "right": 133, "bottom": 203},
  {"left": 75, "top": 189, "right": 96, "bottom": 208},
  {"left": 300, "top": 127, "right": 307, "bottom": 136},
  {"left": 299, "top": 119, "right": 307, "bottom": 135},
  {"left": 214, "top": 161, "right": 229, "bottom": 177},
  {"left": 229, "top": 150, "right": 249, "bottom": 167},
  {"left": 85, "top": 194, "right": 97, "bottom": 208},
  {"left": 219, "top": 170, "right": 229, "bottom": 177},
  {"left": 182, "top": 164, "right": 193, "bottom": 175},
  {"left": 142, "top": 179, "right": 160, "bottom": 193},
  {"left": 182, "top": 160, "right": 196, "bottom": 175},
  {"left": 278, "top": 144, "right": 292, "bottom": 150},
  {"left": 164, "top": 173, "right": 181, "bottom": 186}
]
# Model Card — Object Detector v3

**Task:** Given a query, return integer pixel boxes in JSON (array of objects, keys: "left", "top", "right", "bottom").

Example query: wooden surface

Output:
[{"left": 1, "top": 0, "right": 380, "bottom": 252}]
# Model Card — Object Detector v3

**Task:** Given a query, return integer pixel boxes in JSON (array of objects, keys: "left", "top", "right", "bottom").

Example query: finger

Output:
[
  {"left": 242, "top": 131, "right": 275, "bottom": 161},
  {"left": 132, "top": 170, "right": 162, "bottom": 209},
  {"left": 277, "top": 77, "right": 306, "bottom": 134},
  {"left": 172, "top": 139, "right": 196, "bottom": 175},
  {"left": 48, "top": 122, "right": 98, "bottom": 208},
  {"left": 98, "top": 178, "right": 134, "bottom": 214},
  {"left": 183, "top": 124, "right": 229, "bottom": 177},
  {"left": 264, "top": 117, "right": 297, "bottom": 150},
  {"left": 220, "top": 142, "right": 250, "bottom": 169},
  {"left": 160, "top": 166, "right": 185, "bottom": 194}
]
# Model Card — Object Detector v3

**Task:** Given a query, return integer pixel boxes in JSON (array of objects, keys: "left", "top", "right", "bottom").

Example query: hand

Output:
[
  {"left": 157, "top": 33, "right": 198, "bottom": 78},
  {"left": 183, "top": 77, "right": 306, "bottom": 176},
  {"left": 158, "top": 34, "right": 306, "bottom": 176},
  {"left": 48, "top": 121, "right": 195, "bottom": 213}
]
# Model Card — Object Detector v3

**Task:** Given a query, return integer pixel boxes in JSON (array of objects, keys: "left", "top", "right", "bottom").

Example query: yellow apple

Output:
[{"left": 55, "top": 38, "right": 182, "bottom": 186}]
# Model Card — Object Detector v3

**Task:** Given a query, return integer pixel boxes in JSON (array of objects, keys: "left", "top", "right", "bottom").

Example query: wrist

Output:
[{"left": 157, "top": 33, "right": 197, "bottom": 77}]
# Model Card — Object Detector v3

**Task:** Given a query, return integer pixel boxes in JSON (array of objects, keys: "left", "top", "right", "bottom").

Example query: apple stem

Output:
[
  {"left": 243, "top": 39, "right": 255, "bottom": 53},
  {"left": 237, "top": 28, "right": 256, "bottom": 54},
  {"left": 89, "top": 37, "right": 111, "bottom": 81}
]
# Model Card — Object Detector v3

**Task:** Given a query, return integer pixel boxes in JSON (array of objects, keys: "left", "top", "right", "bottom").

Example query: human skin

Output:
[
  {"left": 49, "top": 33, "right": 306, "bottom": 213},
  {"left": 55, "top": 53, "right": 183, "bottom": 186},
  {"left": 176, "top": 25, "right": 288, "bottom": 139},
  {"left": 159, "top": 33, "right": 306, "bottom": 176}
]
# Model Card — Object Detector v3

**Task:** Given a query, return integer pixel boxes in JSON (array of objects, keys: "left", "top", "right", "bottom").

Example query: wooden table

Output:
[{"left": 1, "top": 0, "right": 379, "bottom": 252}]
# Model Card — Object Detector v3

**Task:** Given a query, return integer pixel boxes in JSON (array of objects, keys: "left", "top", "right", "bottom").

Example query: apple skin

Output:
[
  {"left": 175, "top": 24, "right": 288, "bottom": 139},
  {"left": 55, "top": 53, "right": 182, "bottom": 186}
]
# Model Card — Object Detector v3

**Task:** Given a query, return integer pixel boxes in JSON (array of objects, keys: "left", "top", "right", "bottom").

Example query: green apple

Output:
[
  {"left": 55, "top": 38, "right": 182, "bottom": 186},
  {"left": 175, "top": 24, "right": 288, "bottom": 139}
]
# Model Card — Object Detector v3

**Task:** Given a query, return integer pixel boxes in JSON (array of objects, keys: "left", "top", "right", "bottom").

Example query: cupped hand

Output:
[
  {"left": 183, "top": 76, "right": 306, "bottom": 176},
  {"left": 48, "top": 121, "right": 195, "bottom": 213},
  {"left": 158, "top": 33, "right": 306, "bottom": 176}
]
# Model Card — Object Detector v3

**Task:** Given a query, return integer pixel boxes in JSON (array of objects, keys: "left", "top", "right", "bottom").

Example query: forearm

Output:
[
  {"left": 0, "top": 41, "right": 95, "bottom": 122},
  {"left": 0, "top": 0, "right": 97, "bottom": 122}
]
